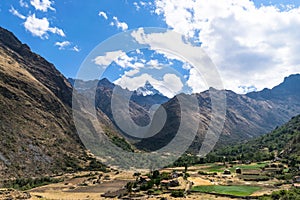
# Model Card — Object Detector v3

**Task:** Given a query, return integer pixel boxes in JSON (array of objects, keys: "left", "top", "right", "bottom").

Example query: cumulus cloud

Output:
[
  {"left": 30, "top": 0, "right": 55, "bottom": 12},
  {"left": 133, "top": 2, "right": 141, "bottom": 11},
  {"left": 24, "top": 14, "right": 65, "bottom": 38},
  {"left": 133, "top": 1, "right": 154, "bottom": 11},
  {"left": 153, "top": 0, "right": 300, "bottom": 93},
  {"left": 131, "top": 28, "right": 224, "bottom": 94},
  {"left": 9, "top": 7, "right": 26, "bottom": 19},
  {"left": 93, "top": 50, "right": 124, "bottom": 67},
  {"left": 110, "top": 16, "right": 128, "bottom": 31},
  {"left": 187, "top": 68, "right": 208, "bottom": 93},
  {"left": 55, "top": 41, "right": 70, "bottom": 50},
  {"left": 20, "top": 0, "right": 29, "bottom": 8},
  {"left": 146, "top": 59, "right": 163, "bottom": 69},
  {"left": 99, "top": 11, "right": 108, "bottom": 20},
  {"left": 54, "top": 41, "right": 80, "bottom": 52}
]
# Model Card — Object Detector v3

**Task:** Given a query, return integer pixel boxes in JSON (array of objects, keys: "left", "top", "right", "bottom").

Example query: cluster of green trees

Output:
[
  {"left": 210, "top": 115, "right": 300, "bottom": 165},
  {"left": 171, "top": 115, "right": 300, "bottom": 167},
  {"left": 259, "top": 188, "right": 300, "bottom": 199},
  {"left": 3, "top": 176, "right": 63, "bottom": 190},
  {"left": 86, "top": 158, "right": 108, "bottom": 172}
]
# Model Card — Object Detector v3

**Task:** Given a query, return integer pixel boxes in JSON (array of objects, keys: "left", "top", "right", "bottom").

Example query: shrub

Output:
[{"left": 171, "top": 190, "right": 185, "bottom": 197}]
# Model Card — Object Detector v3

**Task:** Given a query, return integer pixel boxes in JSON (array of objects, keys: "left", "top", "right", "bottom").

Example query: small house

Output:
[
  {"left": 171, "top": 171, "right": 179, "bottom": 178},
  {"left": 169, "top": 179, "right": 180, "bottom": 187},
  {"left": 235, "top": 168, "right": 242, "bottom": 174}
]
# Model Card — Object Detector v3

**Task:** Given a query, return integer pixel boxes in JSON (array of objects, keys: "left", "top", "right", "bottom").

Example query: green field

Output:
[
  {"left": 191, "top": 185, "right": 261, "bottom": 196},
  {"left": 199, "top": 162, "right": 267, "bottom": 173},
  {"left": 230, "top": 163, "right": 267, "bottom": 171},
  {"left": 201, "top": 164, "right": 225, "bottom": 172}
]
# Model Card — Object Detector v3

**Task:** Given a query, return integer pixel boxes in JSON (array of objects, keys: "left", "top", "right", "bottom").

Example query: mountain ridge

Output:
[
  {"left": 73, "top": 74, "right": 300, "bottom": 153},
  {"left": 0, "top": 26, "right": 89, "bottom": 179}
]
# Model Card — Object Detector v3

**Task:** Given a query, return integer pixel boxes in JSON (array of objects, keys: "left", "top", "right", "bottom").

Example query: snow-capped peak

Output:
[{"left": 136, "top": 81, "right": 162, "bottom": 96}]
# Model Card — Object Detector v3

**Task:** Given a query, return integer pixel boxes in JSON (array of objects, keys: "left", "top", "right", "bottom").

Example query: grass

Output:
[
  {"left": 199, "top": 162, "right": 267, "bottom": 173},
  {"left": 239, "top": 175, "right": 269, "bottom": 181},
  {"left": 202, "top": 164, "right": 225, "bottom": 172},
  {"left": 191, "top": 185, "right": 261, "bottom": 196},
  {"left": 231, "top": 163, "right": 266, "bottom": 170}
]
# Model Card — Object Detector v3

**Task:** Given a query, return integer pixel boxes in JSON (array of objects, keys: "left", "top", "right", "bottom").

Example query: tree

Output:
[
  {"left": 152, "top": 170, "right": 160, "bottom": 179},
  {"left": 126, "top": 182, "right": 134, "bottom": 195}
]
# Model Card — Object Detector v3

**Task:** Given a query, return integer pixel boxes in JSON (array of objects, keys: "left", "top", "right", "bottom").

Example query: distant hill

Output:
[
  {"left": 209, "top": 114, "right": 300, "bottom": 165},
  {"left": 247, "top": 74, "right": 300, "bottom": 102}
]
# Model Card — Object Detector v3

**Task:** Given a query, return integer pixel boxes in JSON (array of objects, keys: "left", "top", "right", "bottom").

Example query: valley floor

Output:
[{"left": 0, "top": 161, "right": 297, "bottom": 200}]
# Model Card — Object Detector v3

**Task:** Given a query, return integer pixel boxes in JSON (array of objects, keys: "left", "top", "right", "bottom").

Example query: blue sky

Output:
[
  {"left": 1, "top": 0, "right": 300, "bottom": 96},
  {"left": 0, "top": 0, "right": 163, "bottom": 78}
]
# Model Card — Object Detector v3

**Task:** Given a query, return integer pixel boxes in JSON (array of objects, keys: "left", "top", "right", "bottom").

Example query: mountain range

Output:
[
  {"left": 73, "top": 74, "right": 300, "bottom": 152},
  {"left": 1, "top": 26, "right": 300, "bottom": 178}
]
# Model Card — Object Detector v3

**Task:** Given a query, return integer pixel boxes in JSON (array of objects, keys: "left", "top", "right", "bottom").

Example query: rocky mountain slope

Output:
[
  {"left": 84, "top": 75, "right": 300, "bottom": 153},
  {"left": 210, "top": 114, "right": 300, "bottom": 165},
  {"left": 0, "top": 27, "right": 89, "bottom": 179},
  {"left": 135, "top": 86, "right": 299, "bottom": 152}
]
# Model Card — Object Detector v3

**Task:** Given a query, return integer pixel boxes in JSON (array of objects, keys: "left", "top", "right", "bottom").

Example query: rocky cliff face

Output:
[{"left": 0, "top": 27, "right": 87, "bottom": 179}]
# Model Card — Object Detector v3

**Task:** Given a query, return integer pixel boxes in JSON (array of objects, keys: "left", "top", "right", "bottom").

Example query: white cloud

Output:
[
  {"left": 24, "top": 14, "right": 65, "bottom": 38},
  {"left": 99, "top": 11, "right": 108, "bottom": 20},
  {"left": 72, "top": 46, "right": 80, "bottom": 52},
  {"left": 133, "top": 2, "right": 140, "bottom": 11},
  {"left": 146, "top": 59, "right": 162, "bottom": 69},
  {"left": 131, "top": 28, "right": 223, "bottom": 93},
  {"left": 20, "top": 0, "right": 29, "bottom": 8},
  {"left": 115, "top": 53, "right": 135, "bottom": 68},
  {"left": 153, "top": 0, "right": 300, "bottom": 93},
  {"left": 133, "top": 1, "right": 153, "bottom": 11},
  {"left": 116, "top": 53, "right": 146, "bottom": 69},
  {"left": 162, "top": 73, "right": 183, "bottom": 95},
  {"left": 30, "top": 0, "right": 55, "bottom": 12},
  {"left": 55, "top": 41, "right": 70, "bottom": 50},
  {"left": 182, "top": 62, "right": 192, "bottom": 70},
  {"left": 9, "top": 7, "right": 26, "bottom": 19},
  {"left": 55, "top": 41, "right": 80, "bottom": 52},
  {"left": 187, "top": 68, "right": 208, "bottom": 93},
  {"left": 110, "top": 16, "right": 128, "bottom": 31},
  {"left": 93, "top": 50, "right": 124, "bottom": 67}
]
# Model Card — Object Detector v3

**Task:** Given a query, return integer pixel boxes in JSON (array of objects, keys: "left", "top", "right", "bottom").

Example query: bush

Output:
[
  {"left": 3, "top": 177, "right": 63, "bottom": 190},
  {"left": 171, "top": 190, "right": 185, "bottom": 197}
]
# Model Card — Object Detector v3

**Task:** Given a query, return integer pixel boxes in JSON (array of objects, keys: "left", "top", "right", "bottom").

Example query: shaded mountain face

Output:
[
  {"left": 0, "top": 27, "right": 88, "bottom": 179},
  {"left": 69, "top": 78, "right": 169, "bottom": 127},
  {"left": 73, "top": 75, "right": 300, "bottom": 153},
  {"left": 135, "top": 87, "right": 300, "bottom": 152},
  {"left": 247, "top": 74, "right": 300, "bottom": 101},
  {"left": 69, "top": 78, "right": 169, "bottom": 109},
  {"left": 211, "top": 114, "right": 300, "bottom": 165}
]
